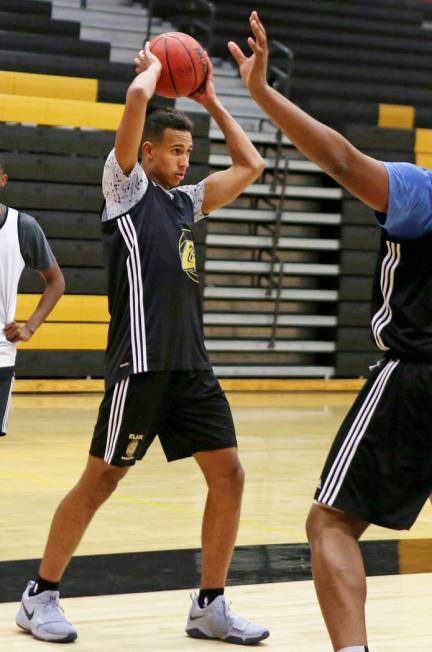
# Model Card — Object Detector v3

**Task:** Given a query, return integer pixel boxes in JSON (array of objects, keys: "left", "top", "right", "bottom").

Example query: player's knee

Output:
[
  {"left": 222, "top": 462, "right": 245, "bottom": 495},
  {"left": 305, "top": 507, "right": 319, "bottom": 544},
  {"left": 98, "top": 467, "right": 124, "bottom": 498},
  {"left": 232, "top": 462, "right": 245, "bottom": 493},
  {"left": 215, "top": 461, "right": 245, "bottom": 496},
  {"left": 81, "top": 465, "right": 125, "bottom": 506},
  {"left": 305, "top": 504, "right": 334, "bottom": 544}
]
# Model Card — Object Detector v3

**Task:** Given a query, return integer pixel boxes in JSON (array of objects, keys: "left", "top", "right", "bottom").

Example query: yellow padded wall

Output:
[
  {"left": 0, "top": 71, "right": 98, "bottom": 101},
  {"left": 0, "top": 94, "right": 123, "bottom": 130},
  {"left": 378, "top": 104, "right": 415, "bottom": 130}
]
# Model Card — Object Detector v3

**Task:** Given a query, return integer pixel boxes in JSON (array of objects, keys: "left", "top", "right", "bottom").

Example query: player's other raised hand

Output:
[
  {"left": 228, "top": 11, "right": 269, "bottom": 95},
  {"left": 134, "top": 42, "right": 161, "bottom": 77},
  {"left": 189, "top": 56, "right": 218, "bottom": 108}
]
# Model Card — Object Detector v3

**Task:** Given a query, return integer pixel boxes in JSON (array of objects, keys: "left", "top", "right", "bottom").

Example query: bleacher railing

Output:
[
  {"left": 262, "top": 41, "right": 294, "bottom": 349},
  {"left": 143, "top": 0, "right": 216, "bottom": 55}
]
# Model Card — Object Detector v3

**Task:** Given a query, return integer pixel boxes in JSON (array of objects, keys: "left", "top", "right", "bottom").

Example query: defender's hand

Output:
[
  {"left": 228, "top": 11, "right": 269, "bottom": 95},
  {"left": 4, "top": 321, "right": 33, "bottom": 343}
]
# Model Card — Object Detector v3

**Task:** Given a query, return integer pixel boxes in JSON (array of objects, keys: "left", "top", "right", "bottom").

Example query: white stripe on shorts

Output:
[
  {"left": 104, "top": 376, "right": 130, "bottom": 464},
  {"left": 318, "top": 359, "right": 399, "bottom": 506},
  {"left": 1, "top": 376, "right": 14, "bottom": 433}
]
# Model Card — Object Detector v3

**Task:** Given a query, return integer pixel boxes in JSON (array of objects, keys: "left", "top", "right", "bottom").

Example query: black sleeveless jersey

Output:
[
  {"left": 101, "top": 180, "right": 210, "bottom": 388},
  {"left": 371, "top": 230, "right": 432, "bottom": 360}
]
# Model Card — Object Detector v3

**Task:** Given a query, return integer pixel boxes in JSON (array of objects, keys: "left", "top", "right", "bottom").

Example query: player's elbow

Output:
[
  {"left": 50, "top": 269, "right": 66, "bottom": 297},
  {"left": 254, "top": 156, "right": 266, "bottom": 179},
  {"left": 126, "top": 86, "right": 151, "bottom": 104},
  {"left": 246, "top": 156, "right": 265, "bottom": 182},
  {"left": 53, "top": 276, "right": 66, "bottom": 300},
  {"left": 58, "top": 274, "right": 66, "bottom": 296}
]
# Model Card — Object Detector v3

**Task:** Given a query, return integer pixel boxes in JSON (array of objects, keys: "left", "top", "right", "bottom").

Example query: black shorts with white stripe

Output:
[
  {"left": 314, "top": 357, "right": 432, "bottom": 530},
  {"left": 0, "top": 366, "right": 14, "bottom": 436},
  {"left": 90, "top": 370, "right": 237, "bottom": 466}
]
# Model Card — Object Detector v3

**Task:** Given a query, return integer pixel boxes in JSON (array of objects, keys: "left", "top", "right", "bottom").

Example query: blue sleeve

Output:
[{"left": 377, "top": 162, "right": 432, "bottom": 239}]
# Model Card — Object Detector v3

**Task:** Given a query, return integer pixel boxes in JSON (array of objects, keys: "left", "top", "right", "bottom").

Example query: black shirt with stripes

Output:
[
  {"left": 371, "top": 162, "right": 432, "bottom": 361},
  {"left": 101, "top": 180, "right": 210, "bottom": 388},
  {"left": 371, "top": 232, "right": 432, "bottom": 361}
]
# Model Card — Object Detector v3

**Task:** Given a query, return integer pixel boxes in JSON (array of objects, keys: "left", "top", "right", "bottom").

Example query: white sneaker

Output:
[
  {"left": 16, "top": 580, "right": 77, "bottom": 643},
  {"left": 186, "top": 593, "right": 270, "bottom": 645}
]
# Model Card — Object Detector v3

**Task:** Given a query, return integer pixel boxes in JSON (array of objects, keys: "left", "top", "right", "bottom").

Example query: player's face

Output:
[{"left": 144, "top": 129, "right": 193, "bottom": 188}]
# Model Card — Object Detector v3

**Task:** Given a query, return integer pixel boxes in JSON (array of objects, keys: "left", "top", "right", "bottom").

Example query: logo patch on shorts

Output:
[{"left": 122, "top": 433, "right": 144, "bottom": 461}]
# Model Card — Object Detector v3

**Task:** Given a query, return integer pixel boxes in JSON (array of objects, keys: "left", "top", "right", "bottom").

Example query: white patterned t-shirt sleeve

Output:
[
  {"left": 176, "top": 180, "right": 207, "bottom": 222},
  {"left": 102, "top": 149, "right": 149, "bottom": 222}
]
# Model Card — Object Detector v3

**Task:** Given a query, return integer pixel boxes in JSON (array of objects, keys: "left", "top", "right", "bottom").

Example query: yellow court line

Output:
[{"left": 12, "top": 379, "right": 366, "bottom": 393}]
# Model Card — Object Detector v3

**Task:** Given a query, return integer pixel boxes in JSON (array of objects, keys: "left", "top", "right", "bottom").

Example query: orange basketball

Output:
[{"left": 150, "top": 32, "right": 208, "bottom": 99}]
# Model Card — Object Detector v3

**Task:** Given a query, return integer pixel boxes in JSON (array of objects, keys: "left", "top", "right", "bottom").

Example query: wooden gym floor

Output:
[{"left": 1, "top": 390, "right": 432, "bottom": 650}]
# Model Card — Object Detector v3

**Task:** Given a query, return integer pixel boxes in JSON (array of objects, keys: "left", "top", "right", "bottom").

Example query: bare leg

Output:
[
  {"left": 39, "top": 455, "right": 129, "bottom": 581},
  {"left": 306, "top": 503, "right": 370, "bottom": 651},
  {"left": 193, "top": 448, "right": 244, "bottom": 588}
]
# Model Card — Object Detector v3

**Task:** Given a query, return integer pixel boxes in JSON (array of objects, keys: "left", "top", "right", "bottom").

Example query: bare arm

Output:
[
  {"left": 115, "top": 43, "right": 162, "bottom": 175},
  {"left": 5, "top": 263, "right": 65, "bottom": 343},
  {"left": 190, "top": 60, "right": 265, "bottom": 214},
  {"left": 228, "top": 12, "right": 389, "bottom": 213}
]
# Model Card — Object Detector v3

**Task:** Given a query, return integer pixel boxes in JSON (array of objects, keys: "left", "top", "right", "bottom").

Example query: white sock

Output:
[{"left": 337, "top": 647, "right": 367, "bottom": 652}]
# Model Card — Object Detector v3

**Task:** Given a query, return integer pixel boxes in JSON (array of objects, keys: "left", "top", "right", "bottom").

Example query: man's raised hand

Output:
[{"left": 228, "top": 11, "right": 269, "bottom": 95}]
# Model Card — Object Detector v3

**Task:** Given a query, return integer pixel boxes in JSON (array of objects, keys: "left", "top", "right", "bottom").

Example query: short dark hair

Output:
[
  {"left": 143, "top": 105, "right": 193, "bottom": 142},
  {"left": 0, "top": 156, "right": 6, "bottom": 174}
]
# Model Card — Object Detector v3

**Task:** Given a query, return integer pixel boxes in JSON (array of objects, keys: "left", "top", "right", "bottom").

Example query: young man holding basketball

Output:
[
  {"left": 16, "top": 45, "right": 269, "bottom": 645},
  {"left": 0, "top": 157, "right": 65, "bottom": 436},
  {"left": 230, "top": 11, "right": 432, "bottom": 652}
]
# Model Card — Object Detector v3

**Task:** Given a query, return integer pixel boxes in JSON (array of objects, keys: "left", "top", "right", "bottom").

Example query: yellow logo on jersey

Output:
[{"left": 179, "top": 228, "right": 199, "bottom": 283}]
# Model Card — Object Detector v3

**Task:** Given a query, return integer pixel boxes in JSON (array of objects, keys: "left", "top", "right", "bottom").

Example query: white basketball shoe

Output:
[
  {"left": 186, "top": 592, "right": 270, "bottom": 645},
  {"left": 16, "top": 580, "right": 77, "bottom": 643}
]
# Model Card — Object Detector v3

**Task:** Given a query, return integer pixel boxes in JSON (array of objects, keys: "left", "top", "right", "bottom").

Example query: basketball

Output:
[{"left": 149, "top": 32, "right": 208, "bottom": 99}]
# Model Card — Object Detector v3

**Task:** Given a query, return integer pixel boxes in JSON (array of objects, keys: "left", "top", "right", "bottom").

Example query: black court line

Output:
[{"left": 0, "top": 540, "right": 400, "bottom": 603}]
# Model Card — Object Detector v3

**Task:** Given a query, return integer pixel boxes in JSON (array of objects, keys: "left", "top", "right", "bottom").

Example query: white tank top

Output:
[{"left": 0, "top": 208, "right": 25, "bottom": 367}]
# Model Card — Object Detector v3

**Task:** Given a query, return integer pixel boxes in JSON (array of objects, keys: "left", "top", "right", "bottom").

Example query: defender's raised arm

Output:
[{"left": 229, "top": 11, "right": 389, "bottom": 213}]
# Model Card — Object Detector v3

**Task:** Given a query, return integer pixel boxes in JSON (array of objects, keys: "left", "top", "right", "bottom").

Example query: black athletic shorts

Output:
[
  {"left": 90, "top": 370, "right": 237, "bottom": 466},
  {"left": 314, "top": 358, "right": 432, "bottom": 530},
  {"left": 0, "top": 366, "right": 14, "bottom": 436}
]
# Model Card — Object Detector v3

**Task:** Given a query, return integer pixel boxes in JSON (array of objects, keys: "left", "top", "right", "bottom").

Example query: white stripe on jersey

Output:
[
  {"left": 318, "top": 359, "right": 399, "bottom": 506},
  {"left": 118, "top": 215, "right": 147, "bottom": 374},
  {"left": 104, "top": 376, "right": 130, "bottom": 464},
  {"left": 371, "top": 241, "right": 401, "bottom": 351},
  {"left": 118, "top": 218, "right": 141, "bottom": 370}
]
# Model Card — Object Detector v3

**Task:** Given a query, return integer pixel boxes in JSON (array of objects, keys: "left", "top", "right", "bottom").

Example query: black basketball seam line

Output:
[
  {"left": 164, "top": 35, "right": 179, "bottom": 97},
  {"left": 169, "top": 34, "right": 198, "bottom": 94}
]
